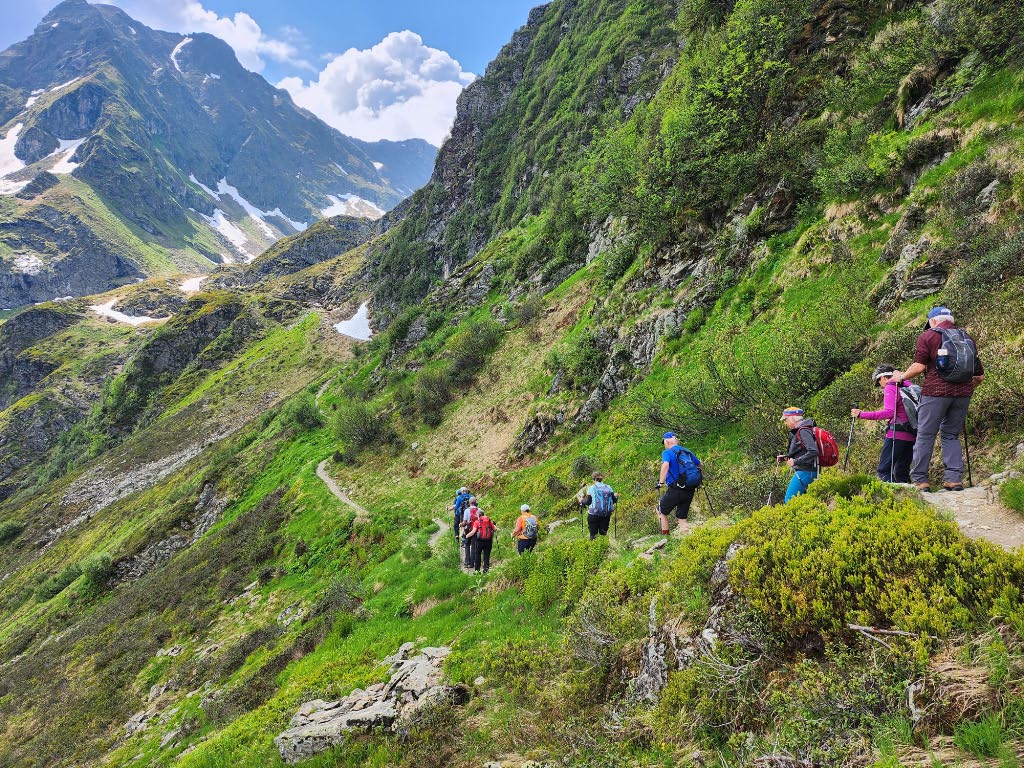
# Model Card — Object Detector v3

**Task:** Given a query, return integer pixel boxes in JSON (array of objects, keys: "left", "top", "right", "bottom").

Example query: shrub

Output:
[
  {"left": 730, "top": 482, "right": 1024, "bottom": 638},
  {"left": 333, "top": 401, "right": 395, "bottom": 452},
  {"left": 523, "top": 539, "right": 609, "bottom": 612},
  {"left": 548, "top": 331, "right": 606, "bottom": 391},
  {"left": 81, "top": 554, "right": 113, "bottom": 591},
  {"left": 1000, "top": 478, "right": 1024, "bottom": 515},
  {"left": 448, "top": 318, "right": 503, "bottom": 381},
  {"left": 35, "top": 564, "right": 82, "bottom": 602},
  {"left": 283, "top": 392, "right": 324, "bottom": 430},
  {"left": 0, "top": 520, "right": 24, "bottom": 545},
  {"left": 413, "top": 369, "right": 455, "bottom": 426}
]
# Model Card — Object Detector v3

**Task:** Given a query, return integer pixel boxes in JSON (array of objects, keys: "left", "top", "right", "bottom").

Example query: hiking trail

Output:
[
  {"left": 428, "top": 517, "right": 450, "bottom": 550},
  {"left": 922, "top": 475, "right": 1024, "bottom": 551},
  {"left": 316, "top": 459, "right": 370, "bottom": 524}
]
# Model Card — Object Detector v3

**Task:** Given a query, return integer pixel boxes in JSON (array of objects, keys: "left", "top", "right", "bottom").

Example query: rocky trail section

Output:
[
  {"left": 923, "top": 472, "right": 1024, "bottom": 551},
  {"left": 274, "top": 643, "right": 464, "bottom": 764}
]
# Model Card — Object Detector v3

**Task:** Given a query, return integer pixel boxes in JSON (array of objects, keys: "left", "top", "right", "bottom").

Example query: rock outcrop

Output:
[{"left": 274, "top": 644, "right": 462, "bottom": 764}]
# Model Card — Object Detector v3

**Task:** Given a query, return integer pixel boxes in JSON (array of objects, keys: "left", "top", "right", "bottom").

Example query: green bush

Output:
[
  {"left": 447, "top": 318, "right": 503, "bottom": 381},
  {"left": 283, "top": 392, "right": 324, "bottom": 430},
  {"left": 522, "top": 538, "right": 608, "bottom": 612},
  {"left": 333, "top": 401, "right": 395, "bottom": 452},
  {"left": 0, "top": 520, "right": 24, "bottom": 545},
  {"left": 80, "top": 554, "right": 113, "bottom": 591},
  {"left": 35, "top": 564, "right": 83, "bottom": 602},
  {"left": 729, "top": 482, "right": 1024, "bottom": 638},
  {"left": 1000, "top": 478, "right": 1024, "bottom": 515},
  {"left": 547, "top": 331, "right": 606, "bottom": 391},
  {"left": 413, "top": 369, "right": 455, "bottom": 426}
]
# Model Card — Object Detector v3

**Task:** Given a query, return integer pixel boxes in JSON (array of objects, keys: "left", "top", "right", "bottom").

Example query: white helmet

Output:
[{"left": 520, "top": 504, "right": 531, "bottom": 512}]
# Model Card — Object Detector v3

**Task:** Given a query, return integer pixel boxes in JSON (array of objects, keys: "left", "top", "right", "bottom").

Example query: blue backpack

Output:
[
  {"left": 454, "top": 493, "right": 470, "bottom": 520},
  {"left": 670, "top": 447, "right": 702, "bottom": 489},
  {"left": 590, "top": 483, "right": 615, "bottom": 516}
]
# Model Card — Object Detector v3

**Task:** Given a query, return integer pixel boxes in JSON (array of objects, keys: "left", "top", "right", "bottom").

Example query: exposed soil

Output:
[
  {"left": 922, "top": 477, "right": 1024, "bottom": 551},
  {"left": 315, "top": 459, "right": 370, "bottom": 524}
]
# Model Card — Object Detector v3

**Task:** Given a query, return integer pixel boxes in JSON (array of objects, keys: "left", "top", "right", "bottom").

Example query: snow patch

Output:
[
  {"left": 372, "top": 161, "right": 384, "bottom": 171},
  {"left": 199, "top": 209, "right": 254, "bottom": 261},
  {"left": 50, "top": 78, "right": 80, "bottom": 93},
  {"left": 130, "top": 26, "right": 137, "bottom": 35},
  {"left": 322, "top": 194, "right": 385, "bottom": 220},
  {"left": 50, "top": 137, "right": 86, "bottom": 174},
  {"left": 171, "top": 37, "right": 193, "bottom": 74},
  {"left": 208, "top": 73, "right": 221, "bottom": 80},
  {"left": 91, "top": 299, "right": 168, "bottom": 326},
  {"left": 180, "top": 276, "right": 208, "bottom": 293},
  {"left": 25, "top": 95, "right": 39, "bottom": 109},
  {"left": 190, "top": 174, "right": 307, "bottom": 234},
  {"left": 51, "top": 22, "right": 59, "bottom": 29},
  {"left": 0, "top": 123, "right": 26, "bottom": 178},
  {"left": 333, "top": 162, "right": 348, "bottom": 176},
  {"left": 334, "top": 303, "right": 372, "bottom": 341},
  {"left": 13, "top": 254, "right": 44, "bottom": 275}
]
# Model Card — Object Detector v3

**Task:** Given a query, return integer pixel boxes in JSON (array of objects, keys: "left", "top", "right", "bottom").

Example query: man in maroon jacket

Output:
[{"left": 893, "top": 306, "right": 984, "bottom": 491}]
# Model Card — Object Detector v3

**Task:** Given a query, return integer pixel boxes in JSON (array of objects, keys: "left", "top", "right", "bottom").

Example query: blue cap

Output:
[
  {"left": 662, "top": 432, "right": 676, "bottom": 440},
  {"left": 928, "top": 306, "right": 952, "bottom": 319}
]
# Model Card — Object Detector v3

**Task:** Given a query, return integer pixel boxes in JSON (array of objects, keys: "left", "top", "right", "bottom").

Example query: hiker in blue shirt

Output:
[
  {"left": 448, "top": 487, "right": 470, "bottom": 540},
  {"left": 655, "top": 432, "right": 702, "bottom": 536}
]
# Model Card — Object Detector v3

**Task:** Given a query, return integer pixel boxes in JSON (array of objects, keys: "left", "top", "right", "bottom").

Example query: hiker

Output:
[
  {"left": 449, "top": 487, "right": 471, "bottom": 540},
  {"left": 851, "top": 364, "right": 917, "bottom": 483},
  {"left": 469, "top": 510, "right": 497, "bottom": 573},
  {"left": 578, "top": 471, "right": 619, "bottom": 539},
  {"left": 891, "top": 306, "right": 984, "bottom": 491},
  {"left": 511, "top": 504, "right": 539, "bottom": 554},
  {"left": 461, "top": 498, "right": 480, "bottom": 567},
  {"left": 779, "top": 407, "right": 819, "bottom": 502},
  {"left": 656, "top": 432, "right": 702, "bottom": 536}
]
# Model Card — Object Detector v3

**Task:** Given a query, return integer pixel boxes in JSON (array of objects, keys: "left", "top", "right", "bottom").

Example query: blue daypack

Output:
[
  {"left": 670, "top": 447, "right": 702, "bottom": 489},
  {"left": 590, "top": 483, "right": 615, "bottom": 516}
]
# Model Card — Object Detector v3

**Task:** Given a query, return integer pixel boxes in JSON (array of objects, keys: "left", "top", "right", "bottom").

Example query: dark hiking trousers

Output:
[
  {"left": 587, "top": 513, "right": 610, "bottom": 539},
  {"left": 474, "top": 538, "right": 493, "bottom": 572},
  {"left": 463, "top": 536, "right": 476, "bottom": 567},
  {"left": 517, "top": 537, "right": 537, "bottom": 554},
  {"left": 911, "top": 395, "right": 970, "bottom": 484},
  {"left": 878, "top": 438, "right": 913, "bottom": 484}
]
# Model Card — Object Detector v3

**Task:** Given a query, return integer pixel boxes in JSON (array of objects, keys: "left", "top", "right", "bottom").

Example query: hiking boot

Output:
[
  {"left": 943, "top": 482, "right": 965, "bottom": 492},
  {"left": 914, "top": 482, "right": 931, "bottom": 492}
]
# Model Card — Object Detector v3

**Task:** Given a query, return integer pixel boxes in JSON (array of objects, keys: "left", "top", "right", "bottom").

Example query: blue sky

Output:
[{"left": 2, "top": 0, "right": 542, "bottom": 143}]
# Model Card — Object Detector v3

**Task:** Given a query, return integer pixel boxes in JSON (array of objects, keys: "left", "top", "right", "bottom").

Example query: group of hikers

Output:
[{"left": 445, "top": 306, "right": 984, "bottom": 565}]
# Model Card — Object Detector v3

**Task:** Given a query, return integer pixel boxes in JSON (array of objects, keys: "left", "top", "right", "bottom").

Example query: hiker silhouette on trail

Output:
[
  {"left": 779, "top": 407, "right": 819, "bottom": 502},
  {"left": 891, "top": 306, "right": 983, "bottom": 492},
  {"left": 511, "top": 504, "right": 538, "bottom": 554},
  {"left": 577, "top": 471, "right": 618, "bottom": 540},
  {"left": 656, "top": 432, "right": 702, "bottom": 536},
  {"left": 852, "top": 364, "right": 917, "bottom": 484}
]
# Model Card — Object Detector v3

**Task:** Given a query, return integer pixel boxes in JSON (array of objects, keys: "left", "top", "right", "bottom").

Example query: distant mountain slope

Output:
[{"left": 0, "top": 0, "right": 435, "bottom": 308}]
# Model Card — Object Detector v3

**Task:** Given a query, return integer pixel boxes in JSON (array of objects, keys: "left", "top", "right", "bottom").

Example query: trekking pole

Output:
[
  {"left": 964, "top": 415, "right": 973, "bottom": 488},
  {"left": 842, "top": 412, "right": 857, "bottom": 471},
  {"left": 767, "top": 460, "right": 781, "bottom": 506},
  {"left": 702, "top": 484, "right": 715, "bottom": 518}
]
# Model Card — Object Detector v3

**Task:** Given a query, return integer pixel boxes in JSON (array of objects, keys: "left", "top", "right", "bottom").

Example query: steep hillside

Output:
[
  {"left": 0, "top": 0, "right": 435, "bottom": 308},
  {"left": 2, "top": 1, "right": 1024, "bottom": 767}
]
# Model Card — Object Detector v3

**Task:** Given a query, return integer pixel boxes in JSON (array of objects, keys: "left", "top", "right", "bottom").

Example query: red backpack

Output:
[
  {"left": 476, "top": 515, "right": 495, "bottom": 540},
  {"left": 802, "top": 426, "right": 839, "bottom": 468}
]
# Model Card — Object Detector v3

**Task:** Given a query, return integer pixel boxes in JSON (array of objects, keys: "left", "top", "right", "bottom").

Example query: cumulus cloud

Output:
[
  {"left": 278, "top": 31, "right": 475, "bottom": 145},
  {"left": 105, "top": 0, "right": 310, "bottom": 72}
]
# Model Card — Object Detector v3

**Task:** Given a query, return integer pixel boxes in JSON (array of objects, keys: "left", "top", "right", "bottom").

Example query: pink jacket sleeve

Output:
[{"left": 859, "top": 383, "right": 897, "bottom": 422}]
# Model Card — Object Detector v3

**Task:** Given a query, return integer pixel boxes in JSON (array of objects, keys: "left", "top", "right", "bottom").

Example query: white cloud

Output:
[
  {"left": 277, "top": 30, "right": 475, "bottom": 145},
  {"left": 104, "top": 0, "right": 311, "bottom": 72}
]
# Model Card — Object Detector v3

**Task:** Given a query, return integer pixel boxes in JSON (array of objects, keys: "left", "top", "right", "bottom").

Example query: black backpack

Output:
[{"left": 933, "top": 328, "right": 978, "bottom": 384}]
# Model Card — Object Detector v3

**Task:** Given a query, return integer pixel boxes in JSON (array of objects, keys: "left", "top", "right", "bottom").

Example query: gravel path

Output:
[
  {"left": 923, "top": 477, "right": 1024, "bottom": 551},
  {"left": 428, "top": 517, "right": 450, "bottom": 550}
]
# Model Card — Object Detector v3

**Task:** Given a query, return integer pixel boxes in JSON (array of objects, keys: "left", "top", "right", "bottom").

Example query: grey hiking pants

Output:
[{"left": 911, "top": 395, "right": 970, "bottom": 484}]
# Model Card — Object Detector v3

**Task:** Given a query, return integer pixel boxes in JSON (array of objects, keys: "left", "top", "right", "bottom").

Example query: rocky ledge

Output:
[{"left": 274, "top": 643, "right": 463, "bottom": 764}]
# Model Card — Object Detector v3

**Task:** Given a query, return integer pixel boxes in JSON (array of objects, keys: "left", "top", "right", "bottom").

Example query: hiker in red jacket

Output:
[
  {"left": 892, "top": 306, "right": 984, "bottom": 491},
  {"left": 469, "top": 511, "right": 497, "bottom": 573}
]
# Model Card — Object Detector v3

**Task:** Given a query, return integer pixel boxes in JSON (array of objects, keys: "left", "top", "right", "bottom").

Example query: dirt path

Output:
[
  {"left": 314, "top": 376, "right": 335, "bottom": 410},
  {"left": 428, "top": 517, "right": 450, "bottom": 550},
  {"left": 923, "top": 478, "right": 1024, "bottom": 551},
  {"left": 315, "top": 459, "right": 370, "bottom": 524}
]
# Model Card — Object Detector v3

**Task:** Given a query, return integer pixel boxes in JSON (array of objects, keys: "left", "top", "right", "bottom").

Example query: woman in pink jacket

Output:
[{"left": 851, "top": 364, "right": 916, "bottom": 483}]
